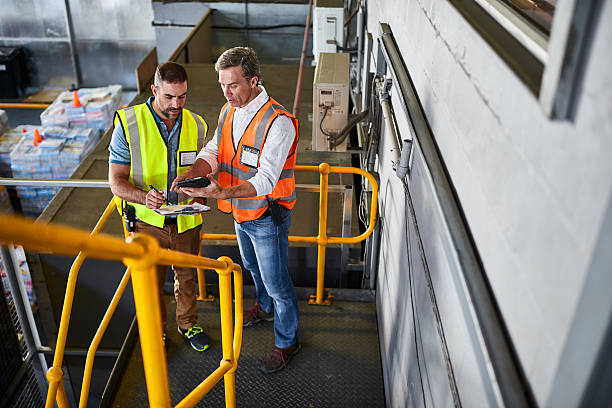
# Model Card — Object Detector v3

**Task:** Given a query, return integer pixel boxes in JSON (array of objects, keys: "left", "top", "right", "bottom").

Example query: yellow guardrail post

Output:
[
  {"left": 123, "top": 234, "right": 171, "bottom": 407},
  {"left": 172, "top": 256, "right": 243, "bottom": 408},
  {"left": 231, "top": 263, "right": 244, "bottom": 367},
  {"left": 309, "top": 162, "right": 333, "bottom": 305},
  {"left": 79, "top": 267, "right": 131, "bottom": 407},
  {"left": 218, "top": 256, "right": 236, "bottom": 408},
  {"left": 46, "top": 366, "right": 69, "bottom": 408},
  {"left": 196, "top": 239, "right": 215, "bottom": 302}
]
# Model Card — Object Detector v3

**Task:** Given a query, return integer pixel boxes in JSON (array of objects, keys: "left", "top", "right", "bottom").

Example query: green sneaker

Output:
[{"left": 178, "top": 324, "right": 210, "bottom": 352}]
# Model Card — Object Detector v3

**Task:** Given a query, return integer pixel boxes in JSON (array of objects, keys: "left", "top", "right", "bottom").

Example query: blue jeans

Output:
[{"left": 235, "top": 210, "right": 299, "bottom": 348}]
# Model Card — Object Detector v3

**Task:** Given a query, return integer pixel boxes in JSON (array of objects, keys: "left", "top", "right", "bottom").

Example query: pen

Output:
[{"left": 149, "top": 185, "right": 167, "bottom": 204}]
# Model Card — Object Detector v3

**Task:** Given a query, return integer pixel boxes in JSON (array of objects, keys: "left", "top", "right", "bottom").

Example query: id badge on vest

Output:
[
  {"left": 179, "top": 150, "right": 197, "bottom": 167},
  {"left": 240, "top": 145, "right": 259, "bottom": 168}
]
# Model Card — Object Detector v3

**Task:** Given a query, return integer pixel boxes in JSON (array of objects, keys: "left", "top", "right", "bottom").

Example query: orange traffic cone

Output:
[
  {"left": 72, "top": 89, "right": 82, "bottom": 107},
  {"left": 33, "top": 128, "right": 42, "bottom": 146}
]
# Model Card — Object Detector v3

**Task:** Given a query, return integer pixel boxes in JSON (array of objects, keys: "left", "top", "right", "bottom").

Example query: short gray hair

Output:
[{"left": 215, "top": 47, "right": 261, "bottom": 82}]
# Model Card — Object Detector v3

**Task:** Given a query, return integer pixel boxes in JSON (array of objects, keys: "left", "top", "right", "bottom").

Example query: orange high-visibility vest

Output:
[{"left": 217, "top": 97, "right": 299, "bottom": 223}]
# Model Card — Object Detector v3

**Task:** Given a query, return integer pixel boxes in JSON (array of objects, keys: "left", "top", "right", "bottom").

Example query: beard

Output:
[{"left": 160, "top": 107, "right": 180, "bottom": 119}]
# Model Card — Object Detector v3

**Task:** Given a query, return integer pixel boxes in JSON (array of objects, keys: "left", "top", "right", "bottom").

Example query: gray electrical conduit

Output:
[{"left": 292, "top": 0, "right": 313, "bottom": 117}]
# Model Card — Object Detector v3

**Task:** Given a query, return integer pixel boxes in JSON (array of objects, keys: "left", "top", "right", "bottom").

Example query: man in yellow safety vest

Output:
[{"left": 109, "top": 62, "right": 210, "bottom": 352}]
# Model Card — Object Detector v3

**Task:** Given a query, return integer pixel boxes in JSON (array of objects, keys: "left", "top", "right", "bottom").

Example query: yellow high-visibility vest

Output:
[{"left": 113, "top": 103, "right": 207, "bottom": 233}]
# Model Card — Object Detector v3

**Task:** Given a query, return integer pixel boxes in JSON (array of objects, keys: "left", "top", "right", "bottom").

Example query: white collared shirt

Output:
[{"left": 196, "top": 86, "right": 297, "bottom": 196}]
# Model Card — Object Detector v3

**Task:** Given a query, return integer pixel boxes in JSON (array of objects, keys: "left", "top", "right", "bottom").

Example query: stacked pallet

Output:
[
  {"left": 7, "top": 126, "right": 99, "bottom": 216},
  {"left": 40, "top": 85, "right": 122, "bottom": 131}
]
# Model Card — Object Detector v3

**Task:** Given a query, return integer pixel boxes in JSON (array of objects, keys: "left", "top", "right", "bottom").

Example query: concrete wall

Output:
[
  {"left": 368, "top": 0, "right": 612, "bottom": 406},
  {"left": 153, "top": 1, "right": 311, "bottom": 64}
]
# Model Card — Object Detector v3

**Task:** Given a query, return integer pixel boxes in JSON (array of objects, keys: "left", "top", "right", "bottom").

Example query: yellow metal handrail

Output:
[
  {"left": 79, "top": 266, "right": 132, "bottom": 407},
  {"left": 198, "top": 163, "right": 378, "bottom": 305},
  {"left": 0, "top": 212, "right": 243, "bottom": 408}
]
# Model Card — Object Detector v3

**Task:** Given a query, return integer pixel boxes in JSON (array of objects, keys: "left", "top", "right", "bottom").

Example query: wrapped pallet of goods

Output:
[
  {"left": 10, "top": 134, "right": 62, "bottom": 216},
  {"left": 7, "top": 125, "right": 100, "bottom": 216},
  {"left": 1, "top": 244, "right": 37, "bottom": 307},
  {"left": 0, "top": 129, "right": 23, "bottom": 178},
  {"left": 41, "top": 84, "right": 123, "bottom": 132},
  {"left": 0, "top": 185, "right": 12, "bottom": 212}
]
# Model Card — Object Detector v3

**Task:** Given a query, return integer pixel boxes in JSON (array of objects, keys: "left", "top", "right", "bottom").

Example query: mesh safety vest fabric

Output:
[
  {"left": 113, "top": 103, "right": 207, "bottom": 233},
  {"left": 217, "top": 97, "right": 299, "bottom": 223}
]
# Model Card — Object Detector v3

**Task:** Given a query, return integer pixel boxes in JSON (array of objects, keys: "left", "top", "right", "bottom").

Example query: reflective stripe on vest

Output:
[
  {"left": 216, "top": 98, "right": 299, "bottom": 223},
  {"left": 114, "top": 104, "right": 208, "bottom": 233}
]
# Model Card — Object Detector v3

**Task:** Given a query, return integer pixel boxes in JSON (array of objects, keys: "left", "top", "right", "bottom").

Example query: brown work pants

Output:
[{"left": 135, "top": 221, "right": 202, "bottom": 331}]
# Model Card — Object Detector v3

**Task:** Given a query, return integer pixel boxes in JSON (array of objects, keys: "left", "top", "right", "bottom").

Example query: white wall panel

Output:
[{"left": 369, "top": 0, "right": 612, "bottom": 404}]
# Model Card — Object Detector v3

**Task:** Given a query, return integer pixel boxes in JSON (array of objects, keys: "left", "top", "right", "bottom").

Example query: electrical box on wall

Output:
[
  {"left": 312, "top": 0, "right": 345, "bottom": 66},
  {"left": 312, "top": 52, "right": 350, "bottom": 152}
]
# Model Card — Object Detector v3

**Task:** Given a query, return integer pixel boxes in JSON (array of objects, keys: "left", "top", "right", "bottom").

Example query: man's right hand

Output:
[
  {"left": 170, "top": 173, "right": 189, "bottom": 192},
  {"left": 170, "top": 158, "right": 213, "bottom": 192},
  {"left": 145, "top": 189, "right": 165, "bottom": 209}
]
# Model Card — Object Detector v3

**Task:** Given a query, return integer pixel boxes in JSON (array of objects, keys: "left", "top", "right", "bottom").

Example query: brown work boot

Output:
[
  {"left": 243, "top": 302, "right": 274, "bottom": 327},
  {"left": 259, "top": 341, "right": 301, "bottom": 374}
]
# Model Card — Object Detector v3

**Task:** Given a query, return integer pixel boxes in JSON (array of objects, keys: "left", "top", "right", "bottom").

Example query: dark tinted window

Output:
[{"left": 502, "top": 0, "right": 556, "bottom": 35}]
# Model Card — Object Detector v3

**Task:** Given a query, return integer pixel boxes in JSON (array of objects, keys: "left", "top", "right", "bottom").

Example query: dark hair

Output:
[
  {"left": 154, "top": 62, "right": 188, "bottom": 86},
  {"left": 214, "top": 47, "right": 261, "bottom": 82}
]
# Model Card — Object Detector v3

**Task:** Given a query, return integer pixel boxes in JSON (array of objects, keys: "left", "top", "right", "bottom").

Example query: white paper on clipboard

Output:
[{"left": 154, "top": 202, "right": 211, "bottom": 216}]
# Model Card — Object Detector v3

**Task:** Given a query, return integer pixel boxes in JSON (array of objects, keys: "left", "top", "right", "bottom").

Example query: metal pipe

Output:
[
  {"left": 292, "top": 0, "right": 313, "bottom": 117},
  {"left": 39, "top": 348, "right": 120, "bottom": 357},
  {"left": 340, "top": 185, "right": 353, "bottom": 287},
  {"left": 175, "top": 361, "right": 233, "bottom": 408},
  {"left": 62, "top": 0, "right": 82, "bottom": 87},
  {"left": 244, "top": 0, "right": 249, "bottom": 44},
  {"left": 356, "top": 3, "right": 364, "bottom": 92},
  {"left": 0, "top": 179, "right": 349, "bottom": 191},
  {"left": 377, "top": 78, "right": 402, "bottom": 162},
  {"left": 0, "top": 103, "right": 50, "bottom": 109},
  {"left": 0, "top": 178, "right": 109, "bottom": 188}
]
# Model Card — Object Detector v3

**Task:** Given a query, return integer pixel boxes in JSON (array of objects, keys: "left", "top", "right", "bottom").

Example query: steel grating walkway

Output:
[{"left": 111, "top": 294, "right": 384, "bottom": 407}]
